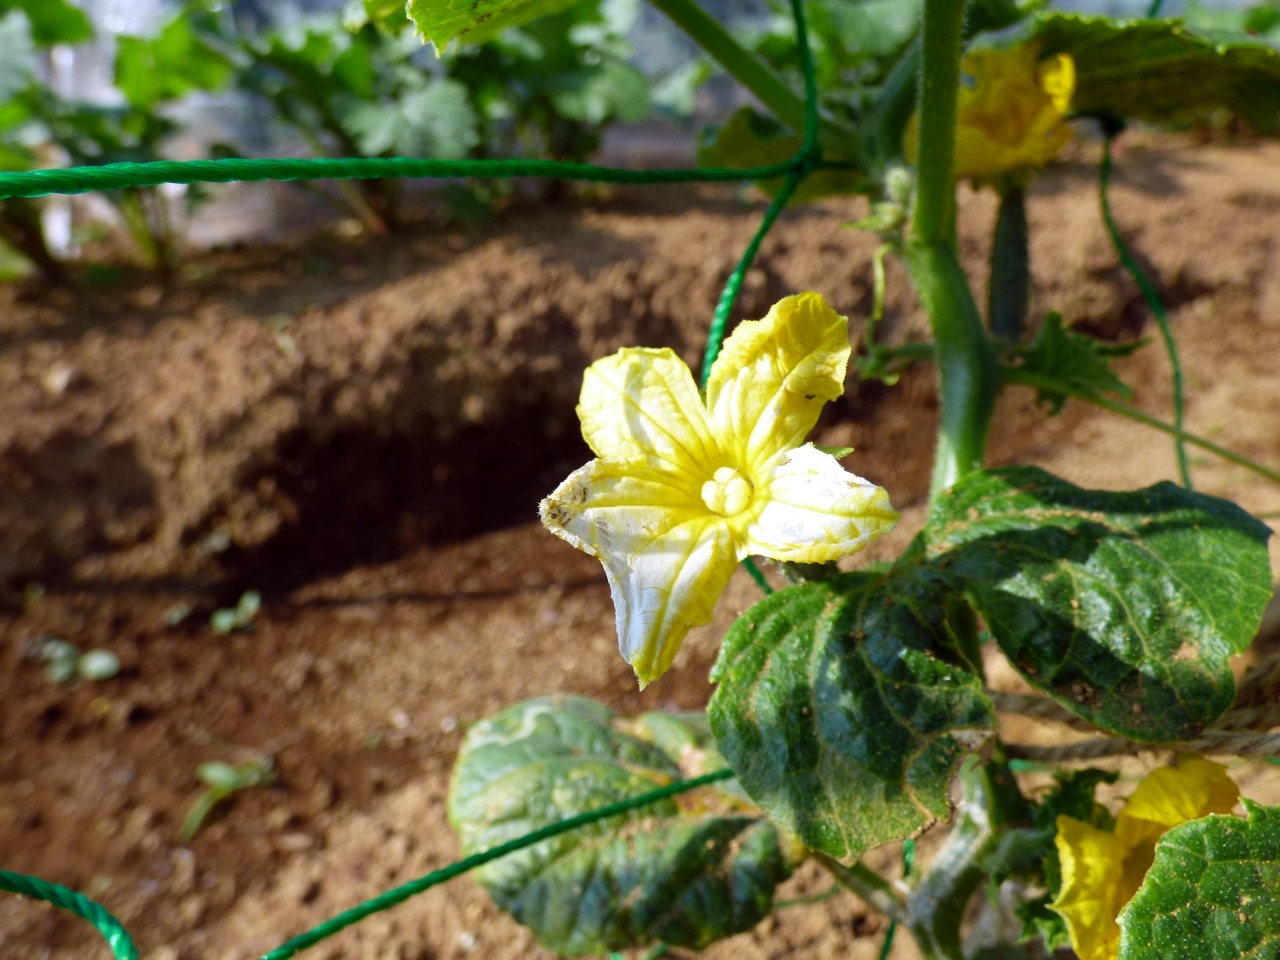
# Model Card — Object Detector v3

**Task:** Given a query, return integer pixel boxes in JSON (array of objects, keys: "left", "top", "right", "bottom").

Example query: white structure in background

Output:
[{"left": 34, "top": 0, "right": 1259, "bottom": 253}]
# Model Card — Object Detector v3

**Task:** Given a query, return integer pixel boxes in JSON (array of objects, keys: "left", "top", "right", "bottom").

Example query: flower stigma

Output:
[{"left": 701, "top": 467, "right": 753, "bottom": 517}]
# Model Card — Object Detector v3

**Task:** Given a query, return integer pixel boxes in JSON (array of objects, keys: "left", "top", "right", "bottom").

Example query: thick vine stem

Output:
[
  {"left": 812, "top": 852, "right": 907, "bottom": 924},
  {"left": 907, "top": 0, "right": 999, "bottom": 499},
  {"left": 906, "top": 243, "right": 1000, "bottom": 497},
  {"left": 1006, "top": 730, "right": 1280, "bottom": 762}
]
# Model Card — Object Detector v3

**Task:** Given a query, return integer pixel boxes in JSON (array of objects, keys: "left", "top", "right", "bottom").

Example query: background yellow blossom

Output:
[{"left": 1051, "top": 758, "right": 1240, "bottom": 960}]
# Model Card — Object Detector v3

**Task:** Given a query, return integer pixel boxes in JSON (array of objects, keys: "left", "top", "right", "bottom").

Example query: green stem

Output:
[
  {"left": 1002, "top": 368, "right": 1280, "bottom": 487},
  {"left": 647, "top": 0, "right": 856, "bottom": 157},
  {"left": 907, "top": 243, "right": 999, "bottom": 499},
  {"left": 813, "top": 852, "right": 906, "bottom": 923},
  {"left": 862, "top": 38, "right": 922, "bottom": 173},
  {"left": 989, "top": 182, "right": 1029, "bottom": 340},
  {"left": 908, "top": 0, "right": 998, "bottom": 500},
  {"left": 911, "top": 0, "right": 964, "bottom": 246},
  {"left": 1100, "top": 134, "right": 1190, "bottom": 487}
]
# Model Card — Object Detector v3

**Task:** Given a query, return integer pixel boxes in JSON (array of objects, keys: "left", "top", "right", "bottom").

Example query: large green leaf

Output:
[
  {"left": 1027, "top": 12, "right": 1280, "bottom": 131},
  {"left": 926, "top": 467, "right": 1272, "bottom": 742},
  {"left": 1119, "top": 801, "right": 1280, "bottom": 960},
  {"left": 708, "top": 566, "right": 995, "bottom": 864},
  {"left": 408, "top": 0, "right": 584, "bottom": 49},
  {"left": 447, "top": 696, "right": 796, "bottom": 956}
]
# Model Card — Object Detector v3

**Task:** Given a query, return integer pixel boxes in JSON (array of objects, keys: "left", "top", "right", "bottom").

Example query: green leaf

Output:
[
  {"left": 0, "top": 0, "right": 92, "bottom": 47},
  {"left": 447, "top": 696, "right": 796, "bottom": 956},
  {"left": 551, "top": 60, "right": 649, "bottom": 125},
  {"left": 1027, "top": 12, "right": 1280, "bottom": 131},
  {"left": 408, "top": 0, "right": 585, "bottom": 50},
  {"left": 708, "top": 568, "right": 995, "bottom": 864},
  {"left": 115, "top": 15, "right": 233, "bottom": 111},
  {"left": 1119, "top": 800, "right": 1280, "bottom": 960},
  {"left": 926, "top": 467, "right": 1273, "bottom": 741},
  {"left": 340, "top": 78, "right": 479, "bottom": 158},
  {"left": 1014, "top": 312, "right": 1135, "bottom": 414},
  {"left": 697, "top": 106, "right": 865, "bottom": 203}
]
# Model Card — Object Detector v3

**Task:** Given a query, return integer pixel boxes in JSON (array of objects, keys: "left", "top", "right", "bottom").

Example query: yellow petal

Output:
[
  {"left": 539, "top": 458, "right": 740, "bottom": 686},
  {"left": 1115, "top": 757, "right": 1240, "bottom": 851},
  {"left": 745, "top": 445, "right": 898, "bottom": 562},
  {"left": 909, "top": 43, "right": 1075, "bottom": 180},
  {"left": 1039, "top": 52, "right": 1076, "bottom": 116},
  {"left": 705, "top": 292, "right": 851, "bottom": 474},
  {"left": 1051, "top": 815, "right": 1127, "bottom": 960},
  {"left": 578, "top": 347, "right": 718, "bottom": 482}
]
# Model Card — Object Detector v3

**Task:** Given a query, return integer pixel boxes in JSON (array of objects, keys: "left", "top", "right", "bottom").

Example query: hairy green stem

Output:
[
  {"left": 907, "top": 244, "right": 999, "bottom": 498},
  {"left": 908, "top": 0, "right": 998, "bottom": 500},
  {"left": 911, "top": 0, "right": 964, "bottom": 246},
  {"left": 647, "top": 0, "right": 856, "bottom": 157},
  {"left": 1100, "top": 135, "right": 1191, "bottom": 487},
  {"left": 989, "top": 182, "right": 1029, "bottom": 340}
]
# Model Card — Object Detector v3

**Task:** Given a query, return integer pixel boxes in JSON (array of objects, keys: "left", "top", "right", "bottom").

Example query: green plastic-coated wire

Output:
[
  {"left": 258, "top": 768, "right": 734, "bottom": 960},
  {"left": 1099, "top": 135, "right": 1191, "bottom": 489},
  {"left": 0, "top": 869, "right": 138, "bottom": 960},
  {"left": 0, "top": 155, "right": 806, "bottom": 201},
  {"left": 700, "top": 171, "right": 805, "bottom": 386}
]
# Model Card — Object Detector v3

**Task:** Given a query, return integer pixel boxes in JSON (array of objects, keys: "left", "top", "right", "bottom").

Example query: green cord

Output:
[
  {"left": 700, "top": 171, "right": 805, "bottom": 385},
  {"left": 0, "top": 155, "right": 805, "bottom": 201},
  {"left": 259, "top": 769, "right": 732, "bottom": 960},
  {"left": 1099, "top": 135, "right": 1191, "bottom": 489},
  {"left": 0, "top": 870, "right": 139, "bottom": 960}
]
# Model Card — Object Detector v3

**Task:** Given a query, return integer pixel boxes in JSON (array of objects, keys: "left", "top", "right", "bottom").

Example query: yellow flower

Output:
[
  {"left": 905, "top": 43, "right": 1075, "bottom": 181},
  {"left": 539, "top": 293, "right": 899, "bottom": 687},
  {"left": 1051, "top": 757, "right": 1240, "bottom": 960}
]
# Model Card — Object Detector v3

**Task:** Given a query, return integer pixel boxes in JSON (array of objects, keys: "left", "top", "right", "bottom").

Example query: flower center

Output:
[{"left": 701, "top": 466, "right": 753, "bottom": 518}]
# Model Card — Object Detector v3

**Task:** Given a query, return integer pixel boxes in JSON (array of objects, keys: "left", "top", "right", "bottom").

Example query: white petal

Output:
[
  {"left": 746, "top": 445, "right": 898, "bottom": 563},
  {"left": 540, "top": 459, "right": 741, "bottom": 686}
]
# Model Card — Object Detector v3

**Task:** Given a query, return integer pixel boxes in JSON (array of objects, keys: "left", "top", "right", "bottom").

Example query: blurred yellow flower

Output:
[
  {"left": 905, "top": 43, "right": 1075, "bottom": 181},
  {"left": 1051, "top": 757, "right": 1240, "bottom": 960},
  {"left": 540, "top": 293, "right": 898, "bottom": 687}
]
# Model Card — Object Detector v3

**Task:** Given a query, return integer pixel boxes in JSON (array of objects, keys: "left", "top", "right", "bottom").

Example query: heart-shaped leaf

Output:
[
  {"left": 448, "top": 696, "right": 796, "bottom": 956},
  {"left": 926, "top": 467, "right": 1272, "bottom": 741},
  {"left": 708, "top": 566, "right": 995, "bottom": 864},
  {"left": 1119, "top": 801, "right": 1280, "bottom": 960}
]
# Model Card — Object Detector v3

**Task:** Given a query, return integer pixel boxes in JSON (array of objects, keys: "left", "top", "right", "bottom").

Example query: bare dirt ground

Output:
[{"left": 3, "top": 134, "right": 1280, "bottom": 960}]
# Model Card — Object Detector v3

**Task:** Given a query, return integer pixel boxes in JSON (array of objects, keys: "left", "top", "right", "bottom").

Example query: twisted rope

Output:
[
  {"left": 0, "top": 870, "right": 138, "bottom": 960},
  {"left": 0, "top": 156, "right": 806, "bottom": 200},
  {"left": 1006, "top": 730, "right": 1280, "bottom": 762}
]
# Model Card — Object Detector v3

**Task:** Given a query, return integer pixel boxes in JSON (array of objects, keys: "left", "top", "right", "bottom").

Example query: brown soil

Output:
[{"left": 3, "top": 134, "right": 1280, "bottom": 960}]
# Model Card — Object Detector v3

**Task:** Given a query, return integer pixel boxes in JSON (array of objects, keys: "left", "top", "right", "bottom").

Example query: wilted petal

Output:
[
  {"left": 705, "top": 293, "right": 851, "bottom": 474},
  {"left": 1051, "top": 815, "right": 1127, "bottom": 960},
  {"left": 540, "top": 459, "right": 740, "bottom": 686},
  {"left": 746, "top": 445, "right": 898, "bottom": 563},
  {"left": 577, "top": 347, "right": 717, "bottom": 480}
]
